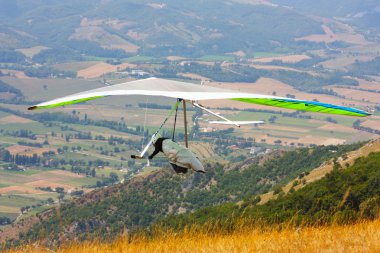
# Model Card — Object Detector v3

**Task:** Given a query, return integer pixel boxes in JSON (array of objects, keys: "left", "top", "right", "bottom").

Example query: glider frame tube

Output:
[
  {"left": 132, "top": 99, "right": 182, "bottom": 159},
  {"left": 192, "top": 102, "right": 241, "bottom": 127}
]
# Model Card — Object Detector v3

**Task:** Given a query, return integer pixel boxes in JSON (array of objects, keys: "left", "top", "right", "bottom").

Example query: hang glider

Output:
[
  {"left": 28, "top": 77, "right": 370, "bottom": 160},
  {"left": 29, "top": 77, "right": 370, "bottom": 117}
]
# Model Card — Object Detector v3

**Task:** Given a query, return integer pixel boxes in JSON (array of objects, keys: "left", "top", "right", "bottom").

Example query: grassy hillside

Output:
[
  {"left": 5, "top": 143, "right": 363, "bottom": 246},
  {"left": 5, "top": 220, "right": 380, "bottom": 253},
  {"left": 4, "top": 145, "right": 380, "bottom": 251}
]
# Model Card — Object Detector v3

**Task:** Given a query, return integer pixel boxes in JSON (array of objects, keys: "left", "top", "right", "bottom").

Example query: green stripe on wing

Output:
[
  {"left": 28, "top": 96, "right": 105, "bottom": 110},
  {"left": 232, "top": 98, "right": 370, "bottom": 117}
]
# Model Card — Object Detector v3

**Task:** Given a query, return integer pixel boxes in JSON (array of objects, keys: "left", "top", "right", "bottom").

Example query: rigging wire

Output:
[
  {"left": 141, "top": 98, "right": 149, "bottom": 151},
  {"left": 172, "top": 99, "right": 180, "bottom": 141}
]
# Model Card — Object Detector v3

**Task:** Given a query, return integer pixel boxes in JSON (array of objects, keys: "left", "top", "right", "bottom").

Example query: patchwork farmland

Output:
[{"left": 1, "top": 33, "right": 380, "bottom": 233}]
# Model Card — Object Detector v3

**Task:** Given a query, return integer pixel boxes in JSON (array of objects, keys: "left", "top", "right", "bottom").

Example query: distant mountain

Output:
[
  {"left": 0, "top": 0, "right": 324, "bottom": 57},
  {"left": 271, "top": 0, "right": 380, "bottom": 29}
]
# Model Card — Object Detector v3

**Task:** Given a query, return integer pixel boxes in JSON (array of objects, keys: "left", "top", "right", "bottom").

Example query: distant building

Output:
[
  {"left": 130, "top": 70, "right": 150, "bottom": 77},
  {"left": 4, "top": 165, "right": 25, "bottom": 171},
  {"left": 227, "top": 145, "right": 239, "bottom": 150},
  {"left": 249, "top": 147, "right": 265, "bottom": 155},
  {"left": 201, "top": 127, "right": 214, "bottom": 133}
]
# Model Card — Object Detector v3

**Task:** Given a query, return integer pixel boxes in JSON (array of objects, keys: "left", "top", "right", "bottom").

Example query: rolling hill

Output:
[
  {"left": 271, "top": 0, "right": 380, "bottom": 29},
  {"left": 159, "top": 140, "right": 380, "bottom": 231},
  {"left": 2, "top": 139, "right": 380, "bottom": 252},
  {"left": 0, "top": 0, "right": 325, "bottom": 58},
  {"left": 1, "top": 141, "right": 366, "bottom": 247}
]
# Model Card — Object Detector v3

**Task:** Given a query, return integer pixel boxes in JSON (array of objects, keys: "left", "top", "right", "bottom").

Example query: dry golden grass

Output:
[{"left": 6, "top": 220, "right": 380, "bottom": 253}]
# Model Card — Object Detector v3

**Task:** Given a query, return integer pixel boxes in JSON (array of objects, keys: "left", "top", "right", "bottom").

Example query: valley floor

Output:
[{"left": 6, "top": 219, "right": 380, "bottom": 253}]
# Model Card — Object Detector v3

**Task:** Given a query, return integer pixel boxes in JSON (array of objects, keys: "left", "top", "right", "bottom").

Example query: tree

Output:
[
  {"left": 56, "top": 187, "right": 65, "bottom": 193},
  {"left": 58, "top": 193, "right": 65, "bottom": 202},
  {"left": 109, "top": 172, "right": 119, "bottom": 183},
  {"left": 0, "top": 216, "right": 11, "bottom": 225},
  {"left": 269, "top": 116, "right": 278, "bottom": 123}
]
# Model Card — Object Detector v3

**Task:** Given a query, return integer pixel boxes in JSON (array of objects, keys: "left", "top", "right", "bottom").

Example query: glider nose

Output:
[{"left": 193, "top": 159, "right": 205, "bottom": 173}]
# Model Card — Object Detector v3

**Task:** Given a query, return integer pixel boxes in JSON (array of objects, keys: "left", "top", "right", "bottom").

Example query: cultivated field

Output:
[
  {"left": 331, "top": 87, "right": 380, "bottom": 104},
  {"left": 249, "top": 64, "right": 303, "bottom": 72},
  {"left": 0, "top": 166, "right": 97, "bottom": 219},
  {"left": 77, "top": 62, "right": 136, "bottom": 79},
  {"left": 16, "top": 46, "right": 49, "bottom": 58},
  {"left": 0, "top": 69, "right": 30, "bottom": 79},
  {"left": 0, "top": 76, "right": 102, "bottom": 101},
  {"left": 250, "top": 54, "right": 310, "bottom": 63},
  {"left": 321, "top": 55, "right": 376, "bottom": 70},
  {"left": 0, "top": 109, "right": 139, "bottom": 221},
  {"left": 0, "top": 115, "right": 34, "bottom": 124},
  {"left": 296, "top": 24, "right": 370, "bottom": 45},
  {"left": 362, "top": 119, "right": 380, "bottom": 131},
  {"left": 54, "top": 61, "right": 99, "bottom": 72}
]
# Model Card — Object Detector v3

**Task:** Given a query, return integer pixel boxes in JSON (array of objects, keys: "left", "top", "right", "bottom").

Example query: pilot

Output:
[{"left": 149, "top": 136, "right": 205, "bottom": 174}]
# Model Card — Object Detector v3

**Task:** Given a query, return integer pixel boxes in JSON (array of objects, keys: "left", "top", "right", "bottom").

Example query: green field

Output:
[
  {"left": 125, "top": 56, "right": 154, "bottom": 63},
  {"left": 199, "top": 55, "right": 235, "bottom": 62},
  {"left": 0, "top": 111, "right": 11, "bottom": 118},
  {"left": 0, "top": 195, "right": 41, "bottom": 208},
  {"left": 310, "top": 129, "right": 352, "bottom": 139},
  {"left": 228, "top": 111, "right": 273, "bottom": 122}
]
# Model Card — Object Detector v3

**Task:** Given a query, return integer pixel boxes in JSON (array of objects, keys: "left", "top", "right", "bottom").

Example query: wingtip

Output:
[{"left": 28, "top": 106, "right": 38, "bottom": 110}]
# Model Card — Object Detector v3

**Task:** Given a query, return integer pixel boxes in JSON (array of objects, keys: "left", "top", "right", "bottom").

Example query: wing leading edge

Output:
[{"left": 28, "top": 77, "right": 370, "bottom": 117}]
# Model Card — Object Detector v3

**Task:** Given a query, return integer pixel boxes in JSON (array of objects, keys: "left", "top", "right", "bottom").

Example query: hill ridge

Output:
[{"left": 259, "top": 138, "right": 380, "bottom": 204}]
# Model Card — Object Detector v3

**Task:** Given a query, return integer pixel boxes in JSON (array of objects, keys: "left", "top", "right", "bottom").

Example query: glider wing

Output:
[{"left": 28, "top": 77, "right": 370, "bottom": 117}]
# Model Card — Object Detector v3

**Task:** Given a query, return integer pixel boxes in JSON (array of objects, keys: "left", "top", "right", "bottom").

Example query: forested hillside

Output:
[
  {"left": 159, "top": 151, "right": 380, "bottom": 232},
  {"left": 10, "top": 143, "right": 363, "bottom": 246}
]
